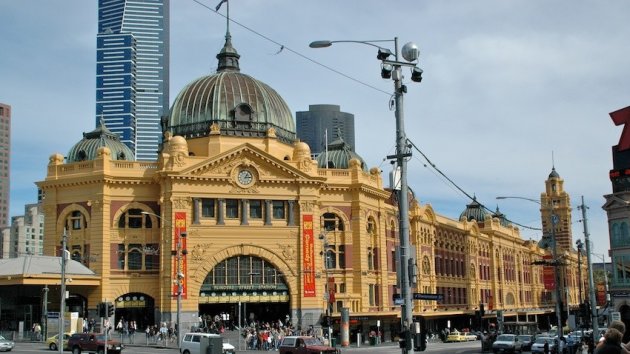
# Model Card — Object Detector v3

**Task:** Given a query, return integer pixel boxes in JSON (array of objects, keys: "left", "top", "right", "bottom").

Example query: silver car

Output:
[
  {"left": 492, "top": 334, "right": 523, "bottom": 354},
  {"left": 531, "top": 337, "right": 555, "bottom": 354},
  {"left": 0, "top": 335, "right": 14, "bottom": 352}
]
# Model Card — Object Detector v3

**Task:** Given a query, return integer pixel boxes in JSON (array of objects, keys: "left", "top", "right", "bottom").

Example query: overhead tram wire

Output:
[
  {"left": 190, "top": 1, "right": 543, "bottom": 233},
  {"left": 407, "top": 139, "right": 541, "bottom": 231},
  {"left": 189, "top": 0, "right": 391, "bottom": 96}
]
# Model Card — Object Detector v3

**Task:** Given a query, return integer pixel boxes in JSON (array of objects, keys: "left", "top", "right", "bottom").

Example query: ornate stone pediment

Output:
[{"left": 178, "top": 144, "right": 319, "bottom": 184}]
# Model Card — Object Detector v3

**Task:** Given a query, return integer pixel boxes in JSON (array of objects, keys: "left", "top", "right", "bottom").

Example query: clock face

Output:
[{"left": 238, "top": 169, "right": 253, "bottom": 185}]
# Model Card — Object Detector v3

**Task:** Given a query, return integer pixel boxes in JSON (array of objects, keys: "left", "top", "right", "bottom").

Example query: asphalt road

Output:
[{"left": 7, "top": 339, "right": 485, "bottom": 354}]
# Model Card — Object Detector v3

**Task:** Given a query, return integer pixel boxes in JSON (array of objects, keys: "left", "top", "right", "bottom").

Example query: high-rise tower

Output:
[
  {"left": 0, "top": 103, "right": 10, "bottom": 229},
  {"left": 540, "top": 167, "right": 573, "bottom": 251},
  {"left": 296, "top": 104, "right": 355, "bottom": 156},
  {"left": 96, "top": 0, "right": 169, "bottom": 161}
]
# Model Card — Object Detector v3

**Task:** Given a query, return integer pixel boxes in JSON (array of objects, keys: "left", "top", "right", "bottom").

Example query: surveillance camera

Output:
[{"left": 67, "top": 278, "right": 73, "bottom": 283}]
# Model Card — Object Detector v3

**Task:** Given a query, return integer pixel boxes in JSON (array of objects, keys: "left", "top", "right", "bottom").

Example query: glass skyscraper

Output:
[{"left": 96, "top": 0, "right": 169, "bottom": 161}]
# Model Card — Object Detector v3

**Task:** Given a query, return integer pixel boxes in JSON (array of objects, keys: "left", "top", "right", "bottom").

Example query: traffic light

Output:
[
  {"left": 480, "top": 303, "right": 485, "bottom": 317},
  {"left": 98, "top": 302, "right": 106, "bottom": 318},
  {"left": 321, "top": 315, "right": 330, "bottom": 327},
  {"left": 107, "top": 302, "right": 114, "bottom": 317}
]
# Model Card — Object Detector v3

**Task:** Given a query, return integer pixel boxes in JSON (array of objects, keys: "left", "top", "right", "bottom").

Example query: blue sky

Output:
[{"left": 1, "top": 0, "right": 629, "bottom": 258}]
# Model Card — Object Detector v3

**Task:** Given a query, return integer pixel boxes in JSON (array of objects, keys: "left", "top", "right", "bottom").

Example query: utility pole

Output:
[
  {"left": 59, "top": 228, "right": 67, "bottom": 354},
  {"left": 42, "top": 285, "right": 48, "bottom": 341},
  {"left": 578, "top": 196, "right": 599, "bottom": 343}
]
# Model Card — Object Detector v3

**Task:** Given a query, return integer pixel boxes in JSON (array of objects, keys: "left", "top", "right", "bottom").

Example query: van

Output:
[{"left": 180, "top": 332, "right": 235, "bottom": 354}]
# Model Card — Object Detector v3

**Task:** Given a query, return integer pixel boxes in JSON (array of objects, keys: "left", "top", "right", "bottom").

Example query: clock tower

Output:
[{"left": 540, "top": 167, "right": 573, "bottom": 251}]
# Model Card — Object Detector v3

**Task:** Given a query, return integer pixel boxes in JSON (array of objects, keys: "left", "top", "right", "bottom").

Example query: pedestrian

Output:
[
  {"left": 545, "top": 340, "right": 550, "bottom": 354},
  {"left": 595, "top": 328, "right": 623, "bottom": 354}
]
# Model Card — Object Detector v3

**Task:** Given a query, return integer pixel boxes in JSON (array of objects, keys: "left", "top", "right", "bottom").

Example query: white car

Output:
[
  {"left": 180, "top": 333, "right": 235, "bottom": 354},
  {"left": 0, "top": 335, "right": 15, "bottom": 352},
  {"left": 492, "top": 334, "right": 522, "bottom": 354}
]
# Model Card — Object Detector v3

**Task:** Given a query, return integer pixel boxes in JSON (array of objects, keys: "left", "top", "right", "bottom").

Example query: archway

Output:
[
  {"left": 113, "top": 293, "right": 155, "bottom": 332},
  {"left": 198, "top": 255, "right": 290, "bottom": 330}
]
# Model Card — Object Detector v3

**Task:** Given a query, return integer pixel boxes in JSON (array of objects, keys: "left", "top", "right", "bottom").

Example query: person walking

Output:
[{"left": 544, "top": 340, "right": 550, "bottom": 354}]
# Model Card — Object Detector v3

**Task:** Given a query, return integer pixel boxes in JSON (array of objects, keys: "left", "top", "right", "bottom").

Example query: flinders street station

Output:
[{"left": 13, "top": 30, "right": 585, "bottom": 340}]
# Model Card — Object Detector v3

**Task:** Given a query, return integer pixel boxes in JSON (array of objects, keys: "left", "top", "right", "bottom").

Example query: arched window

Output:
[
  {"left": 128, "top": 245, "right": 143, "bottom": 270},
  {"left": 622, "top": 222, "right": 629, "bottom": 245},
  {"left": 322, "top": 212, "right": 344, "bottom": 231},
  {"left": 118, "top": 208, "right": 153, "bottom": 229},
  {"left": 67, "top": 210, "right": 87, "bottom": 230}
]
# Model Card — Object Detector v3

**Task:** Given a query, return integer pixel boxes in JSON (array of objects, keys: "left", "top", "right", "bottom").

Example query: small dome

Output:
[
  {"left": 168, "top": 33, "right": 296, "bottom": 144},
  {"left": 316, "top": 136, "right": 367, "bottom": 171},
  {"left": 167, "top": 135, "right": 189, "bottom": 156},
  {"left": 492, "top": 206, "right": 512, "bottom": 227},
  {"left": 66, "top": 121, "right": 135, "bottom": 163},
  {"left": 293, "top": 140, "right": 311, "bottom": 161},
  {"left": 548, "top": 167, "right": 560, "bottom": 178},
  {"left": 460, "top": 197, "right": 491, "bottom": 223}
]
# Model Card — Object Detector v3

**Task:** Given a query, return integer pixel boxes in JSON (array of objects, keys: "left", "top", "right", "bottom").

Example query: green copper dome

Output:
[
  {"left": 169, "top": 33, "right": 296, "bottom": 144},
  {"left": 316, "top": 135, "right": 368, "bottom": 171},
  {"left": 460, "top": 197, "right": 491, "bottom": 223},
  {"left": 67, "top": 121, "right": 135, "bottom": 163}
]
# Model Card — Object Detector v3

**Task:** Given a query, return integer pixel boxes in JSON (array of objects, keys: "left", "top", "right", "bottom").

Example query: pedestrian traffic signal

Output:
[
  {"left": 106, "top": 302, "right": 114, "bottom": 317},
  {"left": 97, "top": 302, "right": 106, "bottom": 318},
  {"left": 399, "top": 331, "right": 412, "bottom": 350}
]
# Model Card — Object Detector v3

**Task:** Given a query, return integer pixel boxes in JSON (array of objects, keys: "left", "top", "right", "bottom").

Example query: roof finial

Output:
[{"left": 215, "top": 0, "right": 240, "bottom": 72}]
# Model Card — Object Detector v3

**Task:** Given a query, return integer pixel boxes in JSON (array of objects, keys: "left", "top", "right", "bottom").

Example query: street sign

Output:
[
  {"left": 393, "top": 293, "right": 444, "bottom": 301},
  {"left": 611, "top": 311, "right": 621, "bottom": 321}
]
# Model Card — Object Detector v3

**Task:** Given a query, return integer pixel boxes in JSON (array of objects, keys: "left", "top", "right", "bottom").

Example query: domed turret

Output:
[
  {"left": 316, "top": 135, "right": 367, "bottom": 171},
  {"left": 460, "top": 197, "right": 491, "bottom": 223},
  {"left": 168, "top": 32, "right": 296, "bottom": 144},
  {"left": 548, "top": 167, "right": 560, "bottom": 179},
  {"left": 66, "top": 121, "right": 135, "bottom": 163},
  {"left": 492, "top": 206, "right": 512, "bottom": 227}
]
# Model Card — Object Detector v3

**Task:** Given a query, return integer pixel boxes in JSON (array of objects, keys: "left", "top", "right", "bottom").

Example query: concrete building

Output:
[
  {"left": 0, "top": 204, "right": 45, "bottom": 258},
  {"left": 296, "top": 105, "right": 355, "bottom": 157},
  {"left": 603, "top": 105, "right": 630, "bottom": 338},
  {"left": 0, "top": 103, "right": 10, "bottom": 229},
  {"left": 31, "top": 29, "right": 585, "bottom": 340},
  {"left": 96, "top": 0, "right": 170, "bottom": 161}
]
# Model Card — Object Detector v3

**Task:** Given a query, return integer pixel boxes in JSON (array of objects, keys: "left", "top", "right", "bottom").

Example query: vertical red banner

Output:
[
  {"left": 543, "top": 255, "right": 555, "bottom": 290},
  {"left": 302, "top": 214, "right": 316, "bottom": 297},
  {"left": 173, "top": 212, "right": 188, "bottom": 299}
]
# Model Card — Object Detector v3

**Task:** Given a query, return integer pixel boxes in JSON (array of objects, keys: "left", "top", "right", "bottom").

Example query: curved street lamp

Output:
[
  {"left": 311, "top": 37, "right": 422, "bottom": 353},
  {"left": 496, "top": 196, "right": 564, "bottom": 346},
  {"left": 141, "top": 211, "right": 186, "bottom": 348}
]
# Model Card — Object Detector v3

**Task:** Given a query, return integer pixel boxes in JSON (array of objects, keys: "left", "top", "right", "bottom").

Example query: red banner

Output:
[
  {"left": 597, "top": 282, "right": 607, "bottom": 306},
  {"left": 173, "top": 212, "right": 188, "bottom": 299},
  {"left": 302, "top": 215, "right": 316, "bottom": 297},
  {"left": 328, "top": 276, "right": 336, "bottom": 303},
  {"left": 543, "top": 255, "right": 555, "bottom": 290}
]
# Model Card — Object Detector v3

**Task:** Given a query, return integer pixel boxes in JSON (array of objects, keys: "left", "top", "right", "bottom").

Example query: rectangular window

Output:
[
  {"left": 272, "top": 201, "right": 285, "bottom": 219},
  {"left": 117, "top": 244, "right": 125, "bottom": 269},
  {"left": 249, "top": 200, "right": 263, "bottom": 219},
  {"left": 144, "top": 243, "right": 159, "bottom": 270},
  {"left": 338, "top": 245, "right": 346, "bottom": 269},
  {"left": 201, "top": 199, "right": 215, "bottom": 218},
  {"left": 226, "top": 199, "right": 239, "bottom": 219}
]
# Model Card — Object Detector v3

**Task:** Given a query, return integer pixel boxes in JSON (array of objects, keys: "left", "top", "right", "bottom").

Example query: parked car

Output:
[
  {"left": 67, "top": 333, "right": 123, "bottom": 354},
  {"left": 180, "top": 333, "right": 235, "bottom": 354},
  {"left": 278, "top": 336, "right": 339, "bottom": 354},
  {"left": 47, "top": 333, "right": 72, "bottom": 351},
  {"left": 464, "top": 332, "right": 479, "bottom": 341},
  {"left": 0, "top": 335, "right": 15, "bottom": 352},
  {"left": 518, "top": 335, "right": 534, "bottom": 351},
  {"left": 492, "top": 334, "right": 522, "bottom": 354},
  {"left": 446, "top": 331, "right": 466, "bottom": 342},
  {"left": 531, "top": 337, "right": 555, "bottom": 354}
]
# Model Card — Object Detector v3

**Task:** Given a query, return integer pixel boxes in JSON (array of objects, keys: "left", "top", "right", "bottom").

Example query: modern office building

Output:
[
  {"left": 0, "top": 204, "right": 45, "bottom": 258},
  {"left": 96, "top": 0, "right": 169, "bottom": 161},
  {"left": 603, "top": 105, "right": 630, "bottom": 337},
  {"left": 296, "top": 105, "right": 355, "bottom": 156},
  {"left": 31, "top": 29, "right": 585, "bottom": 341},
  {"left": 0, "top": 103, "right": 10, "bottom": 229}
]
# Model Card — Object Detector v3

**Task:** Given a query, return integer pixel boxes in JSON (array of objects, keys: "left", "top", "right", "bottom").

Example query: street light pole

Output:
[
  {"left": 578, "top": 197, "right": 599, "bottom": 343},
  {"left": 59, "top": 228, "right": 68, "bottom": 354},
  {"left": 311, "top": 37, "right": 422, "bottom": 354}
]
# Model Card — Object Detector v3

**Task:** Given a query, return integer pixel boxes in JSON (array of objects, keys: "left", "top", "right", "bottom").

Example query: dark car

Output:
[
  {"left": 518, "top": 335, "right": 534, "bottom": 351},
  {"left": 67, "top": 333, "right": 123, "bottom": 354},
  {"left": 278, "top": 336, "right": 339, "bottom": 354}
]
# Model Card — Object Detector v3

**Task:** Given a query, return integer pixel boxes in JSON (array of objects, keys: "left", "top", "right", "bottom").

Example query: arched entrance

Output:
[
  {"left": 199, "top": 255, "right": 290, "bottom": 330},
  {"left": 113, "top": 293, "right": 155, "bottom": 331}
]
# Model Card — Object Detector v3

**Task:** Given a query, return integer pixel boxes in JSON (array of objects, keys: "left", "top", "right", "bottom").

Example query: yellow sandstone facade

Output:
[{"left": 36, "top": 32, "right": 584, "bottom": 338}]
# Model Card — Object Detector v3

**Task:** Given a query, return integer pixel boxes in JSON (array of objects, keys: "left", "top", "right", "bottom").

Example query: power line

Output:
[{"left": 189, "top": 0, "right": 392, "bottom": 96}]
